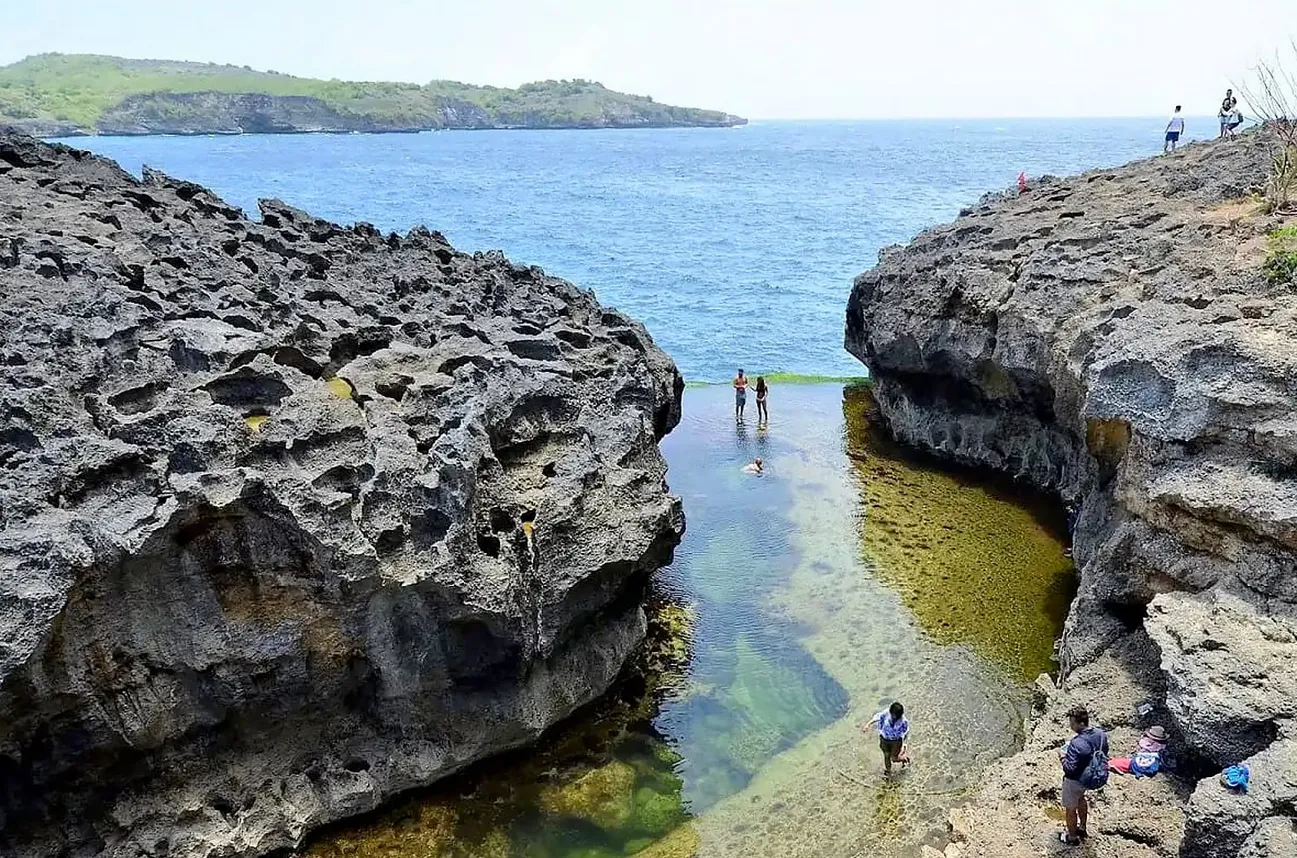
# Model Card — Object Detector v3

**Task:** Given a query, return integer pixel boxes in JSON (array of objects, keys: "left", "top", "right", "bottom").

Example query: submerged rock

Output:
[
  {"left": 0, "top": 133, "right": 684, "bottom": 856},
  {"left": 846, "top": 133, "right": 1297, "bottom": 854}
]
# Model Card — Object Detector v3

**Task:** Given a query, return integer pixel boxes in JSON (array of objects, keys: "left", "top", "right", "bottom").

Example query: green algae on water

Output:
[
  {"left": 301, "top": 594, "right": 698, "bottom": 858},
  {"left": 841, "top": 387, "right": 1075, "bottom": 681}
]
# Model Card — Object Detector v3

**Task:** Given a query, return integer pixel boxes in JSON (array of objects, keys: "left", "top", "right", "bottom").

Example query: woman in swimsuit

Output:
[{"left": 755, "top": 376, "right": 769, "bottom": 425}]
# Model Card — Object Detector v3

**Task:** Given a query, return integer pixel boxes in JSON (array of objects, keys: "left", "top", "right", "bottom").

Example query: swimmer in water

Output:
[{"left": 743, "top": 457, "right": 764, "bottom": 474}]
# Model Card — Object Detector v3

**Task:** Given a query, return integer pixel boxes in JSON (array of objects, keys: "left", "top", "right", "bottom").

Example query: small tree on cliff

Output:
[{"left": 1240, "top": 38, "right": 1297, "bottom": 212}]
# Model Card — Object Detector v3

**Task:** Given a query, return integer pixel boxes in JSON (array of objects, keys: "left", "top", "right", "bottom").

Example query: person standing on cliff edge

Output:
[
  {"left": 733, "top": 368, "right": 748, "bottom": 423},
  {"left": 1219, "top": 89, "right": 1239, "bottom": 137},
  {"left": 1164, "top": 106, "right": 1185, "bottom": 153}
]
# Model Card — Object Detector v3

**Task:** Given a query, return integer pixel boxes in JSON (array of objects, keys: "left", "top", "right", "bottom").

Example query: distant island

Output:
[{"left": 0, "top": 53, "right": 747, "bottom": 136}]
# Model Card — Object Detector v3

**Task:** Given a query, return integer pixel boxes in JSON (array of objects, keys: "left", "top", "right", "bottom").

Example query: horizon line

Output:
[{"left": 740, "top": 114, "right": 1238, "bottom": 122}]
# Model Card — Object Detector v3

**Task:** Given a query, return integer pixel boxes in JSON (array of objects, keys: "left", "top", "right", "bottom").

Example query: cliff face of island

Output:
[
  {"left": 0, "top": 133, "right": 684, "bottom": 857},
  {"left": 847, "top": 135, "right": 1297, "bottom": 857},
  {"left": 0, "top": 54, "right": 747, "bottom": 136}
]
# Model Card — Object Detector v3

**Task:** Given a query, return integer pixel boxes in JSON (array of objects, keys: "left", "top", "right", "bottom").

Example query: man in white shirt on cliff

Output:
[{"left": 1164, "top": 106, "right": 1185, "bottom": 153}]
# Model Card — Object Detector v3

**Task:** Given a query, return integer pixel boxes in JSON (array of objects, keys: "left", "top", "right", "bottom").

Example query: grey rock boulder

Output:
[
  {"left": 0, "top": 133, "right": 684, "bottom": 857},
  {"left": 1147, "top": 592, "right": 1297, "bottom": 767}
]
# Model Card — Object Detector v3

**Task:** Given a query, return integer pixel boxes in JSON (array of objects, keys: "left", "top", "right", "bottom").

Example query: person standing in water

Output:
[
  {"left": 864, "top": 701, "right": 910, "bottom": 774},
  {"left": 1164, "top": 106, "right": 1185, "bottom": 153},
  {"left": 733, "top": 368, "right": 748, "bottom": 423},
  {"left": 755, "top": 376, "right": 769, "bottom": 425}
]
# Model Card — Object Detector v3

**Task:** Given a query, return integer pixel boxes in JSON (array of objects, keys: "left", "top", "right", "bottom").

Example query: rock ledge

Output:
[{"left": 0, "top": 133, "right": 684, "bottom": 857}]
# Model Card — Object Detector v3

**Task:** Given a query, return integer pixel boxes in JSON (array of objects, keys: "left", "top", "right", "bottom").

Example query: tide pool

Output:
[{"left": 303, "top": 383, "right": 1072, "bottom": 858}]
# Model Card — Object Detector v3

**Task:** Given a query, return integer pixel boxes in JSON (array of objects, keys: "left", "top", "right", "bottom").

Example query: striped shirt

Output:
[{"left": 875, "top": 712, "right": 910, "bottom": 741}]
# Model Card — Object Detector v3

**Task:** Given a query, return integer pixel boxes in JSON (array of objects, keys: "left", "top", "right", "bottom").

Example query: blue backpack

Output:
[
  {"left": 1079, "top": 743, "right": 1110, "bottom": 789},
  {"left": 1130, "top": 752, "right": 1161, "bottom": 777}
]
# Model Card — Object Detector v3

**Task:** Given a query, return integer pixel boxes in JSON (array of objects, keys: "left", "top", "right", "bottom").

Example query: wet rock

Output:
[
  {"left": 846, "top": 133, "right": 1297, "bottom": 853},
  {"left": 0, "top": 133, "right": 684, "bottom": 857}
]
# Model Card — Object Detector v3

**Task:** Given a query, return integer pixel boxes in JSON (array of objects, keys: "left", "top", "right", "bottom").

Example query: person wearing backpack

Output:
[{"left": 1057, "top": 705, "right": 1109, "bottom": 846}]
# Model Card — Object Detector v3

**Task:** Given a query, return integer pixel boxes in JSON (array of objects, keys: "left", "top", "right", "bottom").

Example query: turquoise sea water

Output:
[{"left": 65, "top": 118, "right": 1196, "bottom": 382}]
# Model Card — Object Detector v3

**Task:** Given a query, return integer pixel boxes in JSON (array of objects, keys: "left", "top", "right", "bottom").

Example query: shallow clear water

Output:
[
  {"left": 65, "top": 118, "right": 1185, "bottom": 382},
  {"left": 304, "top": 384, "right": 1072, "bottom": 858}
]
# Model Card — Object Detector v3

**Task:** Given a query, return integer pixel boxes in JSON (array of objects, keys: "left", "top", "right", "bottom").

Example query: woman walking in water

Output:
[{"left": 755, "top": 376, "right": 769, "bottom": 425}]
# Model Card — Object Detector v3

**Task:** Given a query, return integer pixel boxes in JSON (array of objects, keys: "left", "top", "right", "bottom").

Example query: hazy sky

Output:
[{"left": 2, "top": 1, "right": 1293, "bottom": 119}]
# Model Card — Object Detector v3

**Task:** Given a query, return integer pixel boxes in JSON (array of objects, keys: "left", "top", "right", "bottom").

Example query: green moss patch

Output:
[
  {"left": 842, "top": 387, "right": 1075, "bottom": 681},
  {"left": 1263, "top": 224, "right": 1297, "bottom": 285}
]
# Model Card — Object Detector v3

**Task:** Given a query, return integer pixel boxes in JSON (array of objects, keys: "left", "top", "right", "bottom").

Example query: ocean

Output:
[{"left": 63, "top": 117, "right": 1199, "bottom": 383}]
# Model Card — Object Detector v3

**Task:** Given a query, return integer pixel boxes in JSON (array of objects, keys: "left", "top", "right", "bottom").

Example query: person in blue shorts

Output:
[
  {"left": 1164, "top": 106, "right": 1185, "bottom": 153},
  {"left": 733, "top": 368, "right": 748, "bottom": 423}
]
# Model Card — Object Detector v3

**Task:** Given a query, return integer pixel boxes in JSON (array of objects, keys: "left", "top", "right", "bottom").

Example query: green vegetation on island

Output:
[{"left": 0, "top": 53, "right": 747, "bottom": 136}]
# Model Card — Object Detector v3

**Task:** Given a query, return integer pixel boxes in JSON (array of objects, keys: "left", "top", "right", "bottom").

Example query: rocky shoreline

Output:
[
  {"left": 0, "top": 132, "right": 684, "bottom": 857},
  {"left": 847, "top": 133, "right": 1297, "bottom": 856}
]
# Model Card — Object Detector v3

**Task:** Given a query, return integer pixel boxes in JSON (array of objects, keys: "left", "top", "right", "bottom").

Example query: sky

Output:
[{"left": 1, "top": 0, "right": 1294, "bottom": 119}]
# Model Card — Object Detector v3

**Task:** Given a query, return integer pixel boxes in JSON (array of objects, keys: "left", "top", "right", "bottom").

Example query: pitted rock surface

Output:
[
  {"left": 847, "top": 133, "right": 1297, "bottom": 856},
  {"left": 0, "top": 133, "right": 684, "bottom": 857}
]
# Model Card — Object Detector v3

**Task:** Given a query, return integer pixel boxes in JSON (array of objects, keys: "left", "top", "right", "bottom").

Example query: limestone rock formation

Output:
[
  {"left": 846, "top": 133, "right": 1297, "bottom": 855},
  {"left": 0, "top": 133, "right": 684, "bottom": 857}
]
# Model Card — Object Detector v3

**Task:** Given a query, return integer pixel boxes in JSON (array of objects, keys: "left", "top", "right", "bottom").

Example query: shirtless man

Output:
[{"left": 733, "top": 368, "right": 748, "bottom": 423}]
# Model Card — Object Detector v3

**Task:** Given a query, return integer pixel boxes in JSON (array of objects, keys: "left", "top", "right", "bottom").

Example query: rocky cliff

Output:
[
  {"left": 847, "top": 134, "right": 1297, "bottom": 857},
  {"left": 0, "top": 133, "right": 684, "bottom": 857}
]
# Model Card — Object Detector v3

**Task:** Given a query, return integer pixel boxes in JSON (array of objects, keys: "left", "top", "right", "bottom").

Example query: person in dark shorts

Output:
[
  {"left": 864, "top": 701, "right": 910, "bottom": 774},
  {"left": 1164, "top": 106, "right": 1185, "bottom": 153},
  {"left": 755, "top": 375, "right": 769, "bottom": 425},
  {"left": 733, "top": 368, "right": 748, "bottom": 423},
  {"left": 1220, "top": 89, "right": 1239, "bottom": 137},
  {"left": 1058, "top": 705, "right": 1109, "bottom": 845}
]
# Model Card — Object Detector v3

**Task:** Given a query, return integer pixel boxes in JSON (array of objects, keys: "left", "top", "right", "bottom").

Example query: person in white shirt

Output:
[{"left": 1164, "top": 106, "right": 1186, "bottom": 153}]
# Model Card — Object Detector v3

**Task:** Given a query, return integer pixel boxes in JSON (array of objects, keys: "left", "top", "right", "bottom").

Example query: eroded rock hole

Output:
[
  {"left": 205, "top": 373, "right": 292, "bottom": 408},
  {"left": 506, "top": 339, "right": 561, "bottom": 361},
  {"left": 476, "top": 533, "right": 501, "bottom": 557},
  {"left": 272, "top": 346, "right": 324, "bottom": 378},
  {"left": 554, "top": 329, "right": 593, "bottom": 348},
  {"left": 329, "top": 328, "right": 392, "bottom": 368},
  {"left": 108, "top": 382, "right": 163, "bottom": 416},
  {"left": 374, "top": 527, "right": 406, "bottom": 555},
  {"left": 489, "top": 507, "right": 515, "bottom": 533},
  {"left": 375, "top": 374, "right": 413, "bottom": 400},
  {"left": 411, "top": 509, "right": 452, "bottom": 548}
]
